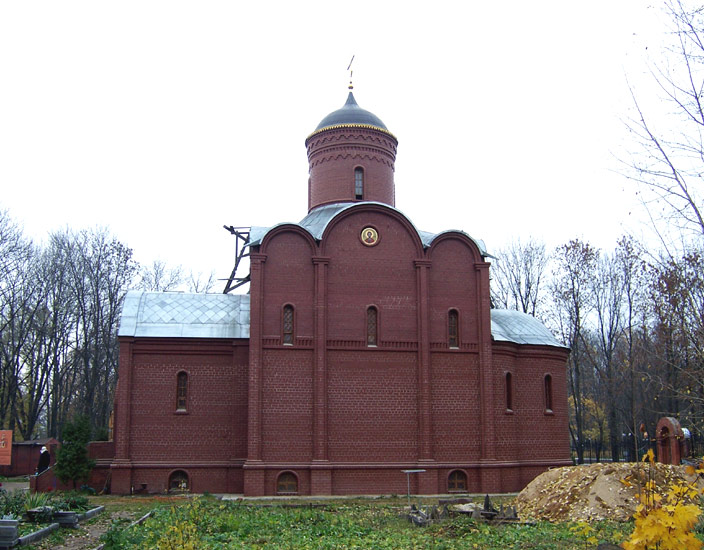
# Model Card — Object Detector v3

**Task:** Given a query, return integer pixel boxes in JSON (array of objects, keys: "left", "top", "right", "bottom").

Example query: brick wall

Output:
[
  {"left": 327, "top": 350, "right": 418, "bottom": 462},
  {"left": 112, "top": 338, "right": 248, "bottom": 494},
  {"left": 111, "top": 204, "right": 570, "bottom": 496},
  {"left": 306, "top": 128, "right": 397, "bottom": 211},
  {"left": 430, "top": 352, "right": 481, "bottom": 462}
]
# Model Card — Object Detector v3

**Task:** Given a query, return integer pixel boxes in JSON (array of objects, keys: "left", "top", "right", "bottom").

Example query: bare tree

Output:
[
  {"left": 137, "top": 260, "right": 184, "bottom": 292},
  {"left": 187, "top": 270, "right": 216, "bottom": 293},
  {"left": 645, "top": 249, "right": 704, "bottom": 426},
  {"left": 615, "top": 236, "right": 652, "bottom": 459},
  {"left": 589, "top": 248, "right": 628, "bottom": 461},
  {"left": 0, "top": 210, "right": 39, "bottom": 434},
  {"left": 551, "top": 239, "right": 598, "bottom": 463},
  {"left": 622, "top": 0, "right": 704, "bottom": 245},
  {"left": 41, "top": 232, "right": 81, "bottom": 438},
  {"left": 490, "top": 238, "right": 551, "bottom": 319},
  {"left": 60, "top": 228, "right": 137, "bottom": 433}
]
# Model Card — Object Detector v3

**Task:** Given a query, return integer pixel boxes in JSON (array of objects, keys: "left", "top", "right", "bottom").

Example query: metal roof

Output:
[
  {"left": 313, "top": 91, "right": 388, "bottom": 132},
  {"left": 248, "top": 202, "right": 489, "bottom": 256},
  {"left": 491, "top": 309, "right": 565, "bottom": 348},
  {"left": 118, "top": 290, "right": 250, "bottom": 339},
  {"left": 117, "top": 293, "right": 562, "bottom": 349}
]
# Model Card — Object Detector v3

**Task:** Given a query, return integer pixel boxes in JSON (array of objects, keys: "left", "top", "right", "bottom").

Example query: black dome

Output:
[{"left": 314, "top": 91, "right": 388, "bottom": 132}]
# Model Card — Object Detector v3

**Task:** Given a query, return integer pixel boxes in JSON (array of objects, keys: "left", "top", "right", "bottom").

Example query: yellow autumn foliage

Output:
[
  {"left": 155, "top": 518, "right": 199, "bottom": 550},
  {"left": 622, "top": 451, "right": 704, "bottom": 550}
]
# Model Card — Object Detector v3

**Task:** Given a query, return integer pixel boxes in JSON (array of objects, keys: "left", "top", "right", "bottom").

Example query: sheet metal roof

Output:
[
  {"left": 249, "top": 202, "right": 489, "bottom": 256},
  {"left": 118, "top": 291, "right": 250, "bottom": 339},
  {"left": 491, "top": 309, "right": 565, "bottom": 348},
  {"left": 313, "top": 91, "right": 389, "bottom": 132},
  {"left": 118, "top": 292, "right": 562, "bottom": 349}
]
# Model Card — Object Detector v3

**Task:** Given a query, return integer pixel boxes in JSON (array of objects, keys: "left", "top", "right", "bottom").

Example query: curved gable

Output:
[
  {"left": 427, "top": 231, "right": 484, "bottom": 264},
  {"left": 319, "top": 202, "right": 424, "bottom": 257},
  {"left": 258, "top": 223, "right": 318, "bottom": 255}
]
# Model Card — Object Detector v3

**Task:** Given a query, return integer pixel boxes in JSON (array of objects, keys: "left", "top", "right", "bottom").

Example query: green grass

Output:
[{"left": 99, "top": 496, "right": 634, "bottom": 550}]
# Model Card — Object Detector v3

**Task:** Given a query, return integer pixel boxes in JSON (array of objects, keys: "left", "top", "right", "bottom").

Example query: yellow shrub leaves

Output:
[{"left": 622, "top": 452, "right": 704, "bottom": 550}]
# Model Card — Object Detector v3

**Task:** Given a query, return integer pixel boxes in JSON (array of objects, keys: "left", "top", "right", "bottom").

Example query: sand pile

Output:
[{"left": 515, "top": 462, "right": 701, "bottom": 522}]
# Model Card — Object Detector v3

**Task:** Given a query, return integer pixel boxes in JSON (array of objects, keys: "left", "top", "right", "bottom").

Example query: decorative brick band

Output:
[{"left": 305, "top": 124, "right": 398, "bottom": 142}]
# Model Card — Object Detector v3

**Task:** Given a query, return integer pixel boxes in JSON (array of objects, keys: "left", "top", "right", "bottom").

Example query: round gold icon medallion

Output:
[{"left": 360, "top": 227, "right": 379, "bottom": 246}]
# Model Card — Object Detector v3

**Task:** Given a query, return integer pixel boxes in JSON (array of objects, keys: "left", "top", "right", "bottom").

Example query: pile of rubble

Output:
[{"left": 515, "top": 462, "right": 701, "bottom": 522}]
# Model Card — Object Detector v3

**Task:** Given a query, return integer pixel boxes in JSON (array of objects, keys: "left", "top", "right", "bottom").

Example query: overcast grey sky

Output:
[{"left": 0, "top": 1, "right": 668, "bottom": 289}]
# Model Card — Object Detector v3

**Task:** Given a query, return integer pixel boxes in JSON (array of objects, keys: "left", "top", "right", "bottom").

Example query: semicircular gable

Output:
[
  {"left": 259, "top": 224, "right": 318, "bottom": 255},
  {"left": 428, "top": 233, "right": 483, "bottom": 346},
  {"left": 259, "top": 226, "right": 316, "bottom": 344},
  {"left": 319, "top": 203, "right": 424, "bottom": 256},
  {"left": 427, "top": 231, "right": 483, "bottom": 263}
]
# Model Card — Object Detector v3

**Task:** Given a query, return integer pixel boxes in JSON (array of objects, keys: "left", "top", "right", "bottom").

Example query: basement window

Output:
[
  {"left": 169, "top": 470, "right": 189, "bottom": 492},
  {"left": 277, "top": 472, "right": 298, "bottom": 495},
  {"left": 448, "top": 470, "right": 467, "bottom": 492}
]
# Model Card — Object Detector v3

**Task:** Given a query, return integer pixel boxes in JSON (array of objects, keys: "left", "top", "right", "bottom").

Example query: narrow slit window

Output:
[
  {"left": 367, "top": 306, "right": 378, "bottom": 346},
  {"left": 355, "top": 167, "right": 364, "bottom": 200},
  {"left": 283, "top": 305, "right": 294, "bottom": 345},
  {"left": 544, "top": 374, "right": 553, "bottom": 412},
  {"left": 505, "top": 372, "right": 513, "bottom": 411},
  {"left": 448, "top": 309, "right": 459, "bottom": 348},
  {"left": 176, "top": 372, "right": 188, "bottom": 411}
]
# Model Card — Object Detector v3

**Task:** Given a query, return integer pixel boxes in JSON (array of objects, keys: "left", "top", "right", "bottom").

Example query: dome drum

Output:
[{"left": 306, "top": 92, "right": 397, "bottom": 212}]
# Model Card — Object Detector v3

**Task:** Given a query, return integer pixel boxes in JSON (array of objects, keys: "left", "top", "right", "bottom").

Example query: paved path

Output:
[{"left": 1, "top": 479, "right": 29, "bottom": 492}]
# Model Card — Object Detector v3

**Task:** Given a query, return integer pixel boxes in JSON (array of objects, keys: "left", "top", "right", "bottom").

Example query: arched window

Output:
[
  {"left": 544, "top": 374, "right": 553, "bottom": 412},
  {"left": 367, "top": 306, "right": 378, "bottom": 346},
  {"left": 169, "top": 470, "right": 189, "bottom": 492},
  {"left": 283, "top": 305, "right": 294, "bottom": 345},
  {"left": 176, "top": 372, "right": 188, "bottom": 411},
  {"left": 276, "top": 472, "right": 298, "bottom": 494},
  {"left": 448, "top": 470, "right": 467, "bottom": 492},
  {"left": 354, "top": 167, "right": 364, "bottom": 200},
  {"left": 505, "top": 372, "right": 513, "bottom": 411},
  {"left": 448, "top": 309, "right": 459, "bottom": 348}
]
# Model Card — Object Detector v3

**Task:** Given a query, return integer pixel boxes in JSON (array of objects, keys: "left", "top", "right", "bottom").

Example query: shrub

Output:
[
  {"left": 0, "top": 491, "right": 25, "bottom": 518},
  {"left": 54, "top": 415, "right": 95, "bottom": 489},
  {"left": 622, "top": 449, "right": 704, "bottom": 550},
  {"left": 51, "top": 491, "right": 90, "bottom": 512}
]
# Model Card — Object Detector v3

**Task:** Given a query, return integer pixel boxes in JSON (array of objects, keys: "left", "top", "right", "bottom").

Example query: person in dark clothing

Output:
[{"left": 36, "top": 446, "right": 50, "bottom": 474}]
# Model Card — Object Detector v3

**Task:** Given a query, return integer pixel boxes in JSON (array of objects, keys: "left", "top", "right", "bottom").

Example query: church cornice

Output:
[
  {"left": 305, "top": 123, "right": 397, "bottom": 143},
  {"left": 306, "top": 131, "right": 398, "bottom": 152}
]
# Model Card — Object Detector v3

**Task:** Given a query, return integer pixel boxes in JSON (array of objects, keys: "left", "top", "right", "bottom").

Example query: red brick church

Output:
[{"left": 111, "top": 87, "right": 571, "bottom": 496}]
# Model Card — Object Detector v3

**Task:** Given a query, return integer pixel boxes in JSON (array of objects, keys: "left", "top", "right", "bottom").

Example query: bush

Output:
[
  {"left": 54, "top": 415, "right": 95, "bottom": 489},
  {"left": 0, "top": 490, "right": 25, "bottom": 518},
  {"left": 51, "top": 491, "right": 90, "bottom": 512},
  {"left": 622, "top": 450, "right": 704, "bottom": 550}
]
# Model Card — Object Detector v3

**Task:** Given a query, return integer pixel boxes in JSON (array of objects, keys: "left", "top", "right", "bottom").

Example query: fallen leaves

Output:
[{"left": 514, "top": 462, "right": 703, "bottom": 523}]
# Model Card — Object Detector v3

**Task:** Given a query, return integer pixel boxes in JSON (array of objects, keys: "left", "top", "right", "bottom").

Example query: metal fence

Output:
[{"left": 571, "top": 428, "right": 704, "bottom": 464}]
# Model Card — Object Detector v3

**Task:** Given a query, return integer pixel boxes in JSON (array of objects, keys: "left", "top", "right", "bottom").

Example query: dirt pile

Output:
[{"left": 515, "top": 462, "right": 701, "bottom": 522}]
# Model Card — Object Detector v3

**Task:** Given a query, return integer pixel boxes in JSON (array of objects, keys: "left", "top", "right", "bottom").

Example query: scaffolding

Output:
[{"left": 222, "top": 225, "right": 251, "bottom": 294}]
